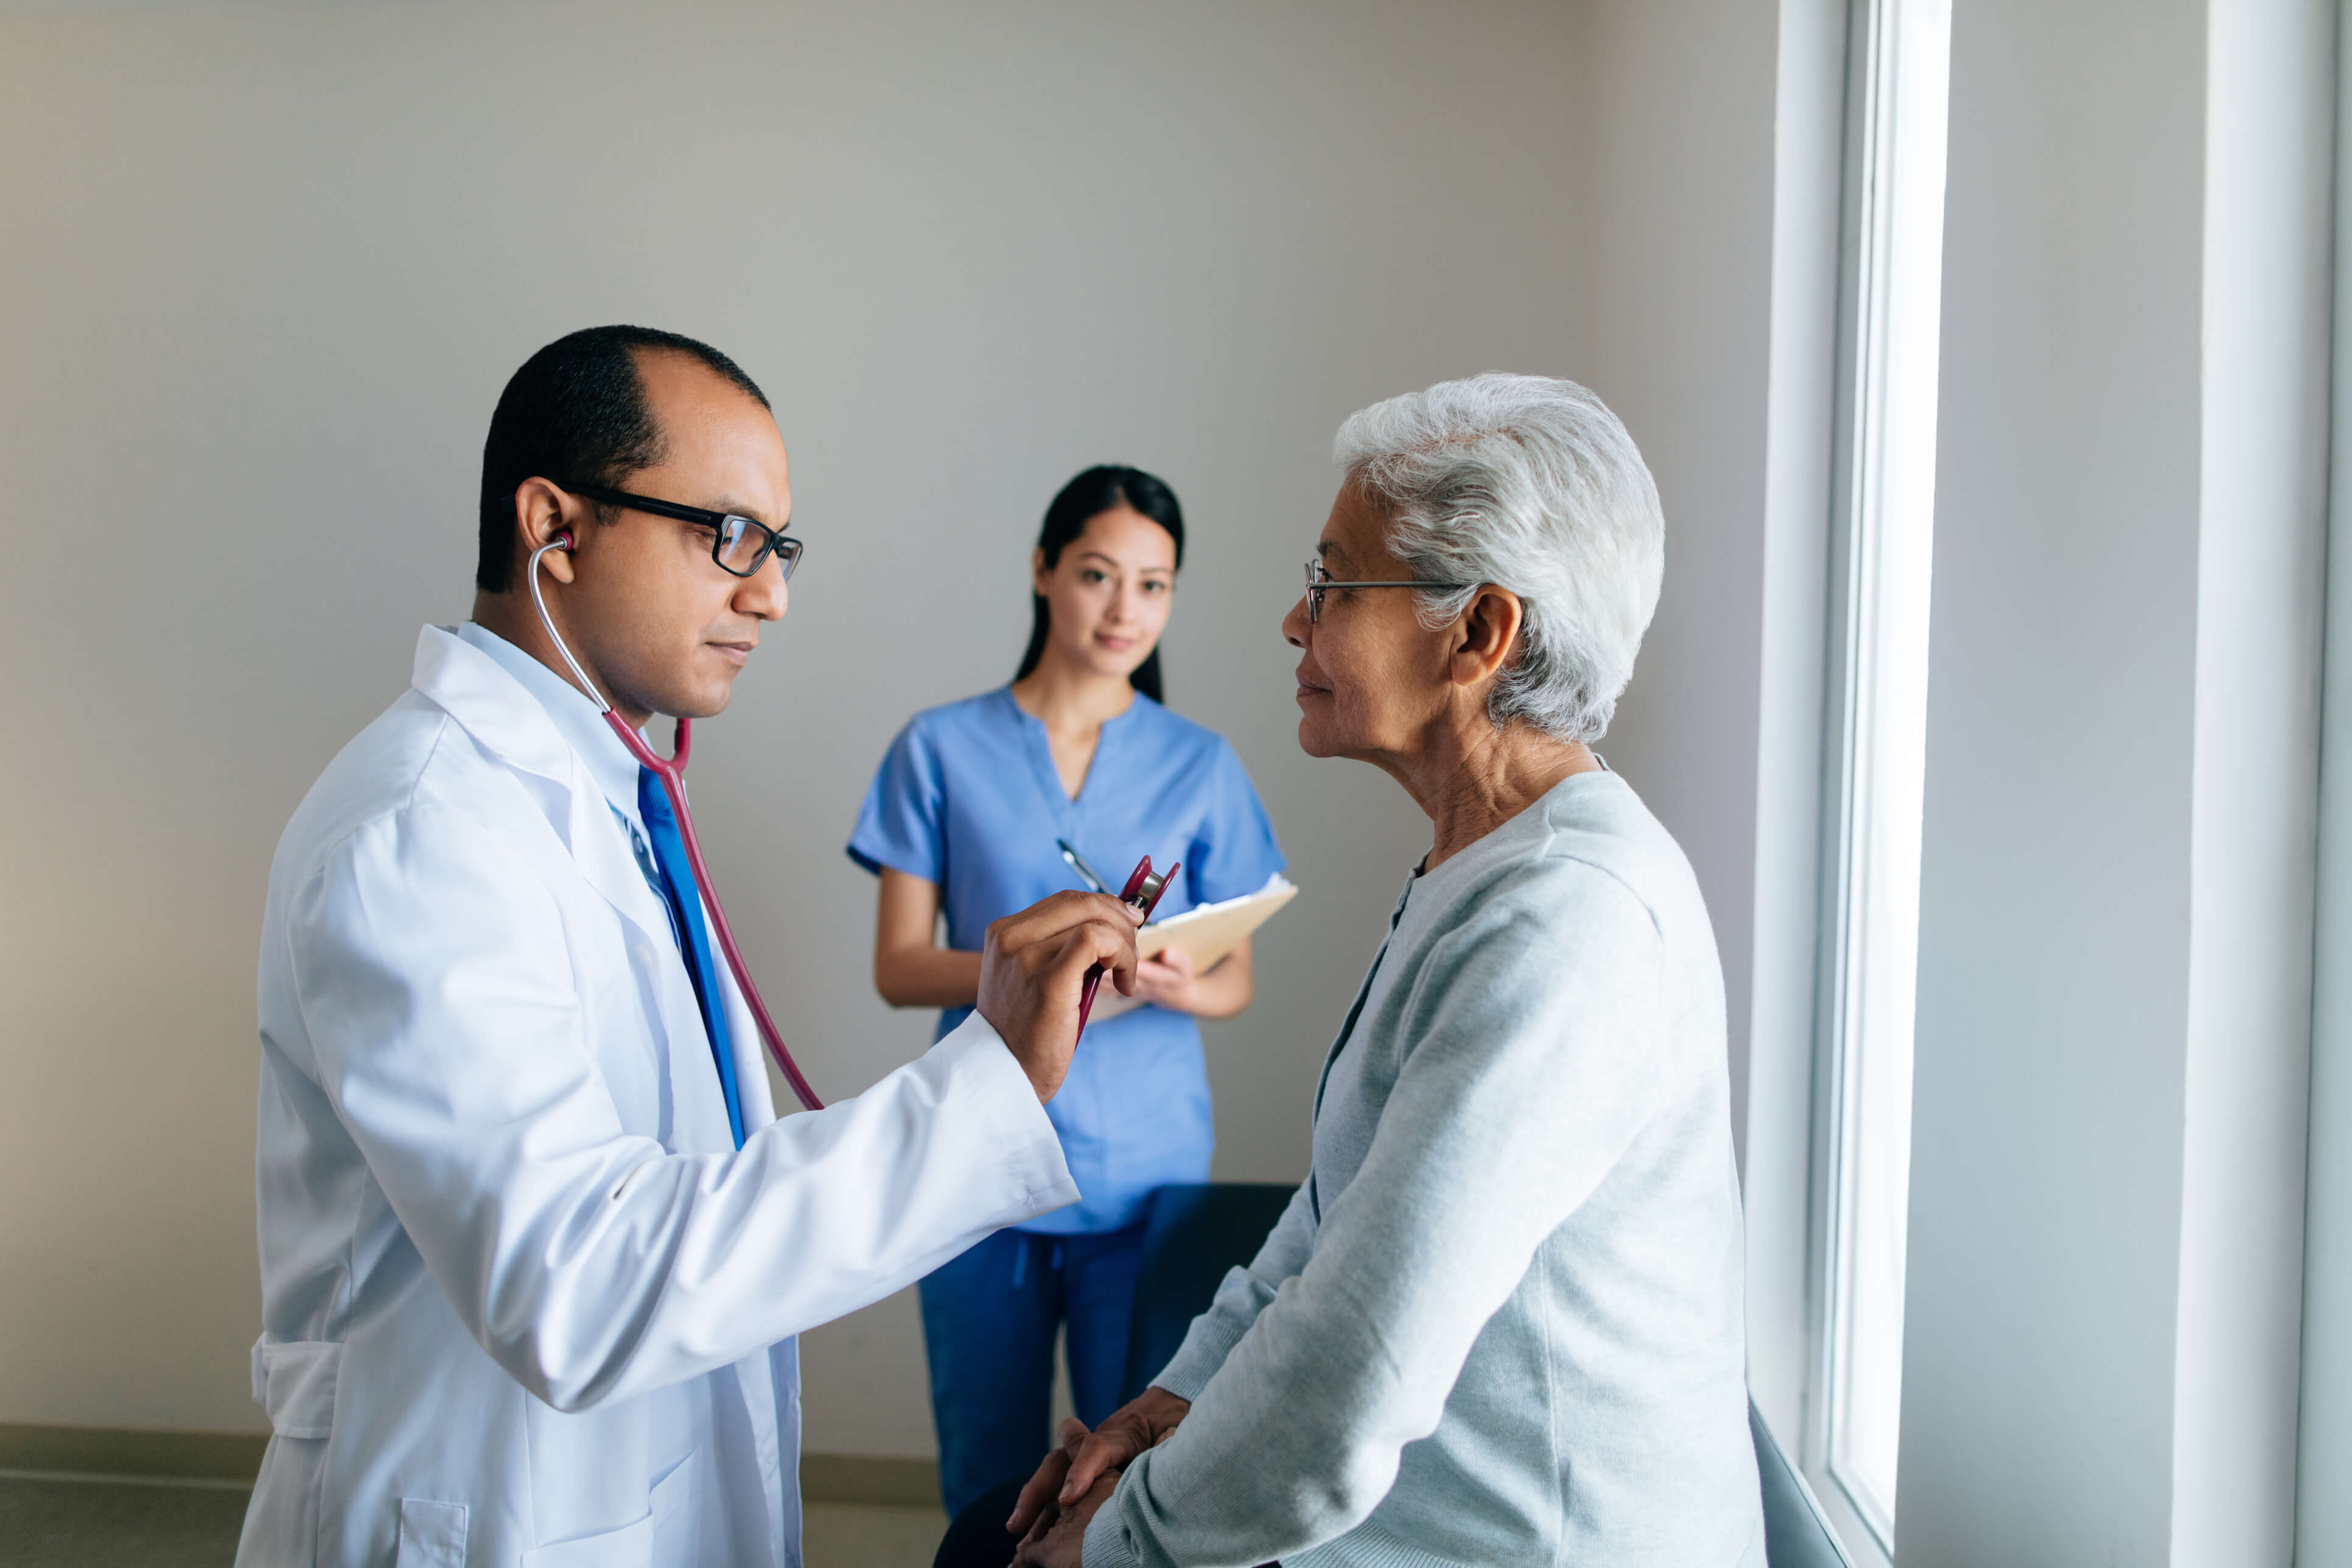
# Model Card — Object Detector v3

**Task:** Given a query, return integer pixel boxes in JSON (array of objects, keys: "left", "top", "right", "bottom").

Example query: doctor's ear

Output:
[{"left": 513, "top": 477, "right": 579, "bottom": 586}]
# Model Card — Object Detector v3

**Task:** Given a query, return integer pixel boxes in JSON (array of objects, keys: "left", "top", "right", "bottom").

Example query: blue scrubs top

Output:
[{"left": 849, "top": 687, "right": 1286, "bottom": 1234}]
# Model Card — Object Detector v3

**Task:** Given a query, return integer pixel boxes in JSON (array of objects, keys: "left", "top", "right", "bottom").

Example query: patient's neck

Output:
[{"left": 1413, "top": 721, "right": 1597, "bottom": 873}]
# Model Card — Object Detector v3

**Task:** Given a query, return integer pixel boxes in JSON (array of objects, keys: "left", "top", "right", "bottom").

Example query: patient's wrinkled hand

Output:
[
  {"left": 1059, "top": 1385, "right": 1191, "bottom": 1502},
  {"left": 1012, "top": 1458, "right": 1115, "bottom": 1567},
  {"left": 1005, "top": 1388, "right": 1191, "bottom": 1555},
  {"left": 1006, "top": 1417, "right": 1083, "bottom": 1542},
  {"left": 1007, "top": 1418, "right": 1093, "bottom": 1561}
]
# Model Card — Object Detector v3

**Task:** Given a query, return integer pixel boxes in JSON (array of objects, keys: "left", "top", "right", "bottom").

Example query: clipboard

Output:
[{"left": 1138, "top": 875, "right": 1299, "bottom": 969}]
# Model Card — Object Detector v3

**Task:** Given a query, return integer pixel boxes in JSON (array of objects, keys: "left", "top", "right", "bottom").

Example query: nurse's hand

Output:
[
  {"left": 979, "top": 891, "right": 1144, "bottom": 1102},
  {"left": 1130, "top": 946, "right": 1200, "bottom": 1011}
]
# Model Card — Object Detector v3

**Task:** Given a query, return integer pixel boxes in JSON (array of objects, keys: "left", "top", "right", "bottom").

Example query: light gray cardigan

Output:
[{"left": 1085, "top": 771, "right": 1765, "bottom": 1567}]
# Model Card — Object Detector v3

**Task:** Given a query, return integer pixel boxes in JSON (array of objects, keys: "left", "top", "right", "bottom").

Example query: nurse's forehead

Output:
[
  {"left": 1073, "top": 545, "right": 1174, "bottom": 570},
  {"left": 1073, "top": 509, "right": 1177, "bottom": 567}
]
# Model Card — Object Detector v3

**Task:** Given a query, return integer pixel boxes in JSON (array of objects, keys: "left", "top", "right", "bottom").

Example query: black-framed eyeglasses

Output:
[
  {"left": 567, "top": 482, "right": 804, "bottom": 581},
  {"left": 1302, "top": 558, "right": 1465, "bottom": 624}
]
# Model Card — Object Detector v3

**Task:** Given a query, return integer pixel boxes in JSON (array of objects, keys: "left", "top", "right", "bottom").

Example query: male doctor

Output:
[{"left": 240, "top": 325, "right": 1141, "bottom": 1567}]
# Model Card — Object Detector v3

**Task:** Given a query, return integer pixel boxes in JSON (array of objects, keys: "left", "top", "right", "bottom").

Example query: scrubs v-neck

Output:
[{"left": 849, "top": 687, "right": 1285, "bottom": 1234}]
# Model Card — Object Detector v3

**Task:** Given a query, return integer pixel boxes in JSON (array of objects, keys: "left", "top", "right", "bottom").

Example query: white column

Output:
[
  {"left": 2175, "top": 2, "right": 2334, "bottom": 1560},
  {"left": 2295, "top": 4, "right": 2352, "bottom": 1558}
]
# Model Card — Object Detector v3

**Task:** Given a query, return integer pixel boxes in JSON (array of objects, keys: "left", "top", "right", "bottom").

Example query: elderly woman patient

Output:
[{"left": 998, "top": 374, "right": 1764, "bottom": 1567}]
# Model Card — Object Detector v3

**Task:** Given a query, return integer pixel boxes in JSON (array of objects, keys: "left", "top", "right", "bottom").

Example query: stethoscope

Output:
[{"left": 528, "top": 533, "right": 825, "bottom": 1113}]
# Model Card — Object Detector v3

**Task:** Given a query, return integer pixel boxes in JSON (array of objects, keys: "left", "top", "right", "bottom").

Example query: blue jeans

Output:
[{"left": 918, "top": 1223, "right": 1146, "bottom": 1517}]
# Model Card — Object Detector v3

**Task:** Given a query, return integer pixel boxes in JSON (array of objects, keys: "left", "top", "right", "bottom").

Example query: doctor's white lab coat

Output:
[{"left": 240, "top": 626, "right": 1078, "bottom": 1567}]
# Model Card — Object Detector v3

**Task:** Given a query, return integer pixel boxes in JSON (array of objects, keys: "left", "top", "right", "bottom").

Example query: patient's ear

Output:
[{"left": 1449, "top": 586, "right": 1524, "bottom": 689}]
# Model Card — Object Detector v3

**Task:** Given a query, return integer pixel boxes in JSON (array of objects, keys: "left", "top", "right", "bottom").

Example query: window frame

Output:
[{"left": 1799, "top": 0, "right": 1951, "bottom": 1557}]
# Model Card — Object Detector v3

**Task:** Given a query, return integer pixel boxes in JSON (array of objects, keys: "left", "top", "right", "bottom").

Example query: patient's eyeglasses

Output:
[
  {"left": 567, "top": 482, "right": 805, "bottom": 581},
  {"left": 1301, "top": 558, "right": 1467, "bottom": 625}
]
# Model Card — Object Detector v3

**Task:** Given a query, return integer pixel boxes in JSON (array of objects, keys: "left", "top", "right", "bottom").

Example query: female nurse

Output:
[{"left": 849, "top": 464, "right": 1286, "bottom": 1516}]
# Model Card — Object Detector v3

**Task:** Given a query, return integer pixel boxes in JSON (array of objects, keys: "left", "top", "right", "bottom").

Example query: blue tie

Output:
[{"left": 637, "top": 768, "right": 747, "bottom": 1149}]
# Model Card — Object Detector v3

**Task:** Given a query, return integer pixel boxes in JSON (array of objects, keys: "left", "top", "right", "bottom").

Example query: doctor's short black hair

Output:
[{"left": 476, "top": 325, "right": 770, "bottom": 593}]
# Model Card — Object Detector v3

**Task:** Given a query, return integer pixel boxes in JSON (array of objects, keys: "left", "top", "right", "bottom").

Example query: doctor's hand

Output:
[
  {"left": 979, "top": 891, "right": 1143, "bottom": 1102},
  {"left": 1007, "top": 1386, "right": 1191, "bottom": 1541}
]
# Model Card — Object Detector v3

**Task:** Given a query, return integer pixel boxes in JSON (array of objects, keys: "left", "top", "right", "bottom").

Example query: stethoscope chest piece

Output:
[{"left": 1127, "top": 868, "right": 1169, "bottom": 914}]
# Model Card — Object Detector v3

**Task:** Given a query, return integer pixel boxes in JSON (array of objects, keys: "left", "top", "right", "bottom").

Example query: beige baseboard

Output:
[{"left": 0, "top": 1423, "right": 941, "bottom": 1509}]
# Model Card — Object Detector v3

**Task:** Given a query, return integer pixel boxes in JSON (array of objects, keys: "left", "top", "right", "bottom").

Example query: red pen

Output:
[{"left": 1076, "top": 854, "right": 1180, "bottom": 1033}]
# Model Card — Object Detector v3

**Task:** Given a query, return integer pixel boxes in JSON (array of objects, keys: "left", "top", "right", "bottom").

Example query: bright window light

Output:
[{"left": 1823, "top": 0, "right": 1950, "bottom": 1548}]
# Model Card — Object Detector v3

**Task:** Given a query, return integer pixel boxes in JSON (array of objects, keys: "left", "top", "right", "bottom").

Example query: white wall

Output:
[
  {"left": 1566, "top": 0, "right": 1782, "bottom": 1163},
  {"left": 0, "top": 0, "right": 1606, "bottom": 1455}
]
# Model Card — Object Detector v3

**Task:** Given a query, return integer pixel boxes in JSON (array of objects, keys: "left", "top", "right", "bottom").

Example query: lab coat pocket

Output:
[
  {"left": 396, "top": 1499, "right": 468, "bottom": 1568},
  {"left": 517, "top": 1455, "right": 696, "bottom": 1568},
  {"left": 649, "top": 1452, "right": 702, "bottom": 1566}
]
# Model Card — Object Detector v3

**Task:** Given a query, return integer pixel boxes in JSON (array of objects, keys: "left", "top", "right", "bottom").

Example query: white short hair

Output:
[{"left": 1334, "top": 373, "right": 1664, "bottom": 743}]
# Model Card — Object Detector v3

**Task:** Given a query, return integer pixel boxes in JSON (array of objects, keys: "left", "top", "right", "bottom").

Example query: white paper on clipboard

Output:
[{"left": 1137, "top": 875, "right": 1299, "bottom": 968}]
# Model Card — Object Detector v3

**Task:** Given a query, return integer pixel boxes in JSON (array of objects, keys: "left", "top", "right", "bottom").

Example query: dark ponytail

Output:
[{"left": 1014, "top": 464, "right": 1186, "bottom": 704}]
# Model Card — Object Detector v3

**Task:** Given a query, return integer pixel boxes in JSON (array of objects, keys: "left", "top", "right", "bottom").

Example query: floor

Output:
[{"left": 0, "top": 1474, "right": 948, "bottom": 1567}]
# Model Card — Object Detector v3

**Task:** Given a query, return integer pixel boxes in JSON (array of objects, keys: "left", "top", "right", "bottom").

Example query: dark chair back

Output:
[
  {"left": 1118, "top": 1182, "right": 1295, "bottom": 1405},
  {"left": 1749, "top": 1401, "right": 1855, "bottom": 1568}
]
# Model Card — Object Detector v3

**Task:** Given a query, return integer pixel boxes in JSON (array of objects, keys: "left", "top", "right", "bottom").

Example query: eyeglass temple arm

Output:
[
  {"left": 1331, "top": 580, "right": 1467, "bottom": 588},
  {"left": 567, "top": 484, "right": 721, "bottom": 528}
]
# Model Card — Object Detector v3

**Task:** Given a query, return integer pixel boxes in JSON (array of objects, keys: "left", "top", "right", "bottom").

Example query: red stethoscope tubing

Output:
[
  {"left": 604, "top": 710, "right": 825, "bottom": 1113},
  {"left": 530, "top": 534, "right": 825, "bottom": 1113},
  {"left": 1074, "top": 855, "right": 1178, "bottom": 1034}
]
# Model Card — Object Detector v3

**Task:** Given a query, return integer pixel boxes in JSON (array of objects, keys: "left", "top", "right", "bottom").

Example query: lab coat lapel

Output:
[
  {"left": 411, "top": 629, "right": 678, "bottom": 956},
  {"left": 568, "top": 793, "right": 738, "bottom": 1153},
  {"left": 410, "top": 629, "right": 738, "bottom": 1153},
  {"left": 556, "top": 791, "right": 738, "bottom": 1155},
  {"left": 559, "top": 794, "right": 741, "bottom": 1154}
]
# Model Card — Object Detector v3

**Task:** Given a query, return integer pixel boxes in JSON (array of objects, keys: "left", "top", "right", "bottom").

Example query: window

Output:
[{"left": 1812, "top": 0, "right": 1950, "bottom": 1552}]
